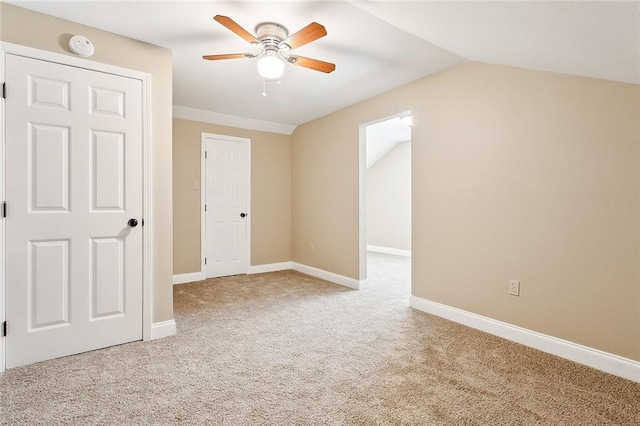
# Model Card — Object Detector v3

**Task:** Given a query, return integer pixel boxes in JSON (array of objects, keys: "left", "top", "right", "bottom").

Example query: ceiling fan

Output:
[{"left": 203, "top": 15, "right": 336, "bottom": 80}]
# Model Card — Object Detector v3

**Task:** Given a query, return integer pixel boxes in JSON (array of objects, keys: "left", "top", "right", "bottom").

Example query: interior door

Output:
[
  {"left": 204, "top": 135, "right": 248, "bottom": 278},
  {"left": 4, "top": 55, "right": 144, "bottom": 368}
]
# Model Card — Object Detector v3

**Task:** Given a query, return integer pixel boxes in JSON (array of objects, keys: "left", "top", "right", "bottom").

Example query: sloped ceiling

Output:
[
  {"left": 7, "top": 1, "right": 639, "bottom": 132},
  {"left": 350, "top": 0, "right": 640, "bottom": 85},
  {"left": 366, "top": 117, "right": 411, "bottom": 169}
]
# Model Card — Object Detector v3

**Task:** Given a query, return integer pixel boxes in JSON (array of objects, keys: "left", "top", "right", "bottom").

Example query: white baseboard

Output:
[
  {"left": 150, "top": 319, "right": 177, "bottom": 340},
  {"left": 247, "top": 262, "right": 293, "bottom": 274},
  {"left": 367, "top": 245, "right": 411, "bottom": 257},
  {"left": 292, "top": 262, "right": 368, "bottom": 290},
  {"left": 410, "top": 296, "right": 640, "bottom": 383},
  {"left": 173, "top": 263, "right": 369, "bottom": 291},
  {"left": 173, "top": 272, "right": 205, "bottom": 285}
]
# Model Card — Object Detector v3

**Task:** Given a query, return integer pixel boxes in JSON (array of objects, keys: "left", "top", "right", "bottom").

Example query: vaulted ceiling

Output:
[{"left": 9, "top": 1, "right": 640, "bottom": 131}]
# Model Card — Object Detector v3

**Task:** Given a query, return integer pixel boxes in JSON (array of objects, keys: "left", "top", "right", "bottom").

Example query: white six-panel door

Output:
[
  {"left": 204, "top": 135, "right": 248, "bottom": 278},
  {"left": 4, "top": 55, "right": 144, "bottom": 368}
]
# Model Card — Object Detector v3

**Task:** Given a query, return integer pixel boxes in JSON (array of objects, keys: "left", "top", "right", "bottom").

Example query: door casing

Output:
[
  {"left": 0, "top": 42, "right": 153, "bottom": 372},
  {"left": 200, "top": 132, "right": 251, "bottom": 277}
]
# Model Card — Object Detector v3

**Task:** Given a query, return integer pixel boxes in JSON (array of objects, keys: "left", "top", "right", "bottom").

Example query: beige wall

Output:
[
  {"left": 292, "top": 62, "right": 640, "bottom": 361},
  {"left": 367, "top": 141, "right": 411, "bottom": 251},
  {"left": 292, "top": 114, "right": 361, "bottom": 278},
  {"left": 172, "top": 118, "right": 291, "bottom": 274},
  {"left": 1, "top": 3, "right": 174, "bottom": 322}
]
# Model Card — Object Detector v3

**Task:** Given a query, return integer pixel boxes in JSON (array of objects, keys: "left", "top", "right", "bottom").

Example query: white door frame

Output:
[
  {"left": 0, "top": 42, "right": 154, "bottom": 372},
  {"left": 358, "top": 110, "right": 412, "bottom": 281},
  {"left": 200, "top": 133, "right": 251, "bottom": 277}
]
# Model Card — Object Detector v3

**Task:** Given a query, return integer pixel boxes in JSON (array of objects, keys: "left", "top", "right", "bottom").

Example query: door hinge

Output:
[
  {"left": 2, "top": 201, "right": 6, "bottom": 218},
  {"left": 141, "top": 218, "right": 145, "bottom": 227},
  {"left": 204, "top": 204, "right": 207, "bottom": 212},
  {"left": 2, "top": 82, "right": 6, "bottom": 99},
  {"left": 205, "top": 151, "right": 208, "bottom": 159},
  {"left": 204, "top": 257, "right": 207, "bottom": 265},
  {"left": 2, "top": 321, "right": 6, "bottom": 338}
]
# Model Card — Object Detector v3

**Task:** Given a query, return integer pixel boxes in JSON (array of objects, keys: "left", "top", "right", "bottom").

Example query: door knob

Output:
[
  {"left": 128, "top": 218, "right": 138, "bottom": 227},
  {"left": 240, "top": 213, "right": 247, "bottom": 218}
]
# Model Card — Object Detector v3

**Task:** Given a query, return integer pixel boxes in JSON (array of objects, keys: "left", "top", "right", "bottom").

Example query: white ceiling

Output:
[
  {"left": 366, "top": 117, "right": 411, "bottom": 169},
  {"left": 350, "top": 1, "right": 640, "bottom": 85},
  {"left": 7, "top": 1, "right": 640, "bottom": 132}
]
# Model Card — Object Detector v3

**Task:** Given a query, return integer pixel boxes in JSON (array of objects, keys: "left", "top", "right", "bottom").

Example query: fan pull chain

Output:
[{"left": 262, "top": 79, "right": 267, "bottom": 97}]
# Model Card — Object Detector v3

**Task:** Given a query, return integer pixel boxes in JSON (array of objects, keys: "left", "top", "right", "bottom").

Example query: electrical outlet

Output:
[{"left": 509, "top": 279, "right": 520, "bottom": 296}]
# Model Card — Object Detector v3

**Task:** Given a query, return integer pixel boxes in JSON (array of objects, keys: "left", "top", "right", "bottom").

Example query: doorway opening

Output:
[{"left": 359, "top": 112, "right": 412, "bottom": 295}]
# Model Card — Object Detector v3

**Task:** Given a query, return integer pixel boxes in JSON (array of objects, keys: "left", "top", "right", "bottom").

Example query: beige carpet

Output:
[{"left": 1, "top": 252, "right": 638, "bottom": 425}]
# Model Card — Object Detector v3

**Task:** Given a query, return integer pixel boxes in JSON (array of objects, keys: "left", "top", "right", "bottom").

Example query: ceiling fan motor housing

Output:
[{"left": 255, "top": 22, "right": 289, "bottom": 50}]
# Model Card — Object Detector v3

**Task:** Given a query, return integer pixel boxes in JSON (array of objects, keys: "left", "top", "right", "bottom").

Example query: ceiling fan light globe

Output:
[{"left": 257, "top": 55, "right": 285, "bottom": 79}]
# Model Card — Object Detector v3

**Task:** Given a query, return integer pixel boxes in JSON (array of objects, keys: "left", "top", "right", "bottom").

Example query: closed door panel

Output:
[
  {"left": 5, "top": 55, "right": 143, "bottom": 368},
  {"left": 205, "top": 137, "right": 248, "bottom": 278}
]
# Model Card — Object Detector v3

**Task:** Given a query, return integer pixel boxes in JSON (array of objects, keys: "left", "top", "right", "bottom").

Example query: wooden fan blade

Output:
[
  {"left": 281, "top": 22, "right": 327, "bottom": 50},
  {"left": 214, "top": 15, "right": 259, "bottom": 44},
  {"left": 288, "top": 55, "right": 335, "bottom": 73},
  {"left": 203, "top": 53, "right": 253, "bottom": 60}
]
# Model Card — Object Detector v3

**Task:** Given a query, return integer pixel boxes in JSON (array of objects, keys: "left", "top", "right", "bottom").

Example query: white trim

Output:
[
  {"left": 247, "top": 262, "right": 293, "bottom": 274},
  {"left": 141, "top": 59, "right": 153, "bottom": 343},
  {"left": 0, "top": 44, "right": 6, "bottom": 373},
  {"left": 173, "top": 105, "right": 296, "bottom": 136},
  {"left": 150, "top": 320, "right": 176, "bottom": 340},
  {"left": 246, "top": 141, "right": 252, "bottom": 275},
  {"left": 201, "top": 133, "right": 251, "bottom": 279},
  {"left": 200, "top": 135, "right": 206, "bottom": 277},
  {"left": 1, "top": 42, "right": 149, "bottom": 81},
  {"left": 410, "top": 296, "right": 640, "bottom": 383},
  {"left": 176, "top": 262, "right": 367, "bottom": 291},
  {"left": 0, "top": 42, "right": 153, "bottom": 370},
  {"left": 367, "top": 245, "right": 411, "bottom": 257},
  {"left": 292, "top": 262, "right": 368, "bottom": 290},
  {"left": 358, "top": 123, "right": 367, "bottom": 281},
  {"left": 173, "top": 272, "right": 206, "bottom": 285}
]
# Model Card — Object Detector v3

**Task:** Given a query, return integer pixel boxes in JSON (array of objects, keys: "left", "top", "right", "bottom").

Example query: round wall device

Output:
[{"left": 69, "top": 35, "right": 95, "bottom": 57}]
